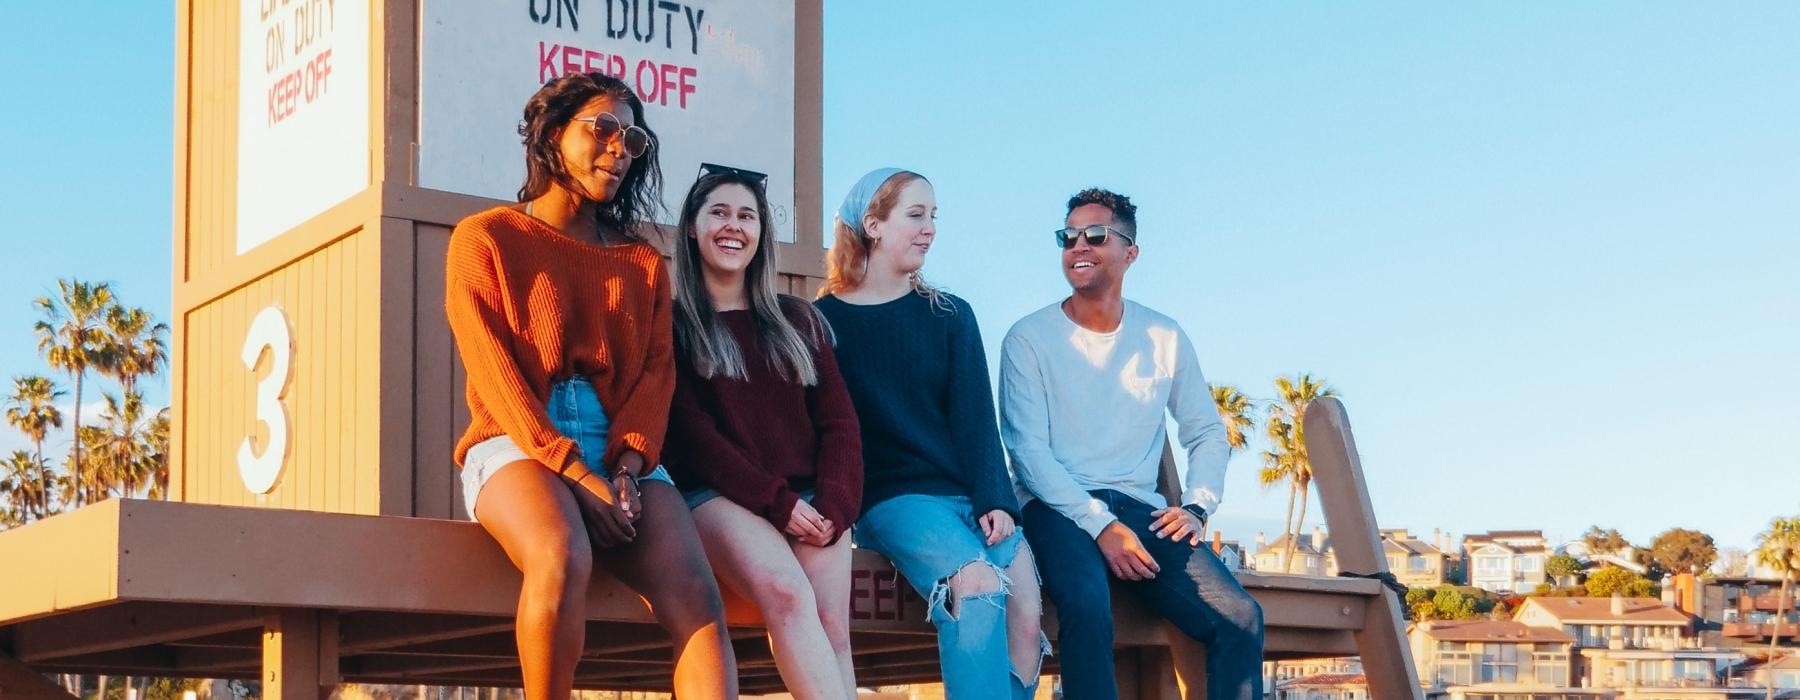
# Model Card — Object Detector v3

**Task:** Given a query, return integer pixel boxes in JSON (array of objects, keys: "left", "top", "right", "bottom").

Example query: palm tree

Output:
[
  {"left": 1, "top": 451, "right": 41, "bottom": 528},
  {"left": 95, "top": 392, "right": 159, "bottom": 499},
  {"left": 145, "top": 407, "right": 171, "bottom": 500},
  {"left": 1755, "top": 516, "right": 1800, "bottom": 700},
  {"left": 1209, "top": 383, "right": 1256, "bottom": 452},
  {"left": 4, "top": 375, "right": 64, "bottom": 520},
  {"left": 1258, "top": 419, "right": 1304, "bottom": 572},
  {"left": 1261, "top": 373, "right": 1337, "bottom": 573},
  {"left": 98, "top": 305, "right": 169, "bottom": 398},
  {"left": 67, "top": 425, "right": 112, "bottom": 505},
  {"left": 34, "top": 279, "right": 115, "bottom": 507}
]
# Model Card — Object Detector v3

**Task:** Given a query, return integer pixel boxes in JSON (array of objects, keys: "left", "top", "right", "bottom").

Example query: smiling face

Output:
[
  {"left": 1062, "top": 202, "right": 1138, "bottom": 294},
  {"left": 557, "top": 95, "right": 638, "bottom": 204},
  {"left": 692, "top": 183, "right": 762, "bottom": 278},
  {"left": 865, "top": 178, "right": 937, "bottom": 277}
]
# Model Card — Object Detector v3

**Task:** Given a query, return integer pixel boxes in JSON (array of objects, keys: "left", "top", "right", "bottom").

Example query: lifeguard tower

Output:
[{"left": 0, "top": 2, "right": 1420, "bottom": 697}]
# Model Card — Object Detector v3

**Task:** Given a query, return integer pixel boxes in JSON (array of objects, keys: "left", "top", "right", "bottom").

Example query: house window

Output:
[
  {"left": 1776, "top": 670, "right": 1800, "bottom": 689},
  {"left": 1533, "top": 646, "right": 1569, "bottom": 685},
  {"left": 1673, "top": 659, "right": 1712, "bottom": 681},
  {"left": 1479, "top": 643, "right": 1519, "bottom": 683},
  {"left": 1436, "top": 645, "right": 1473, "bottom": 686},
  {"left": 1476, "top": 556, "right": 1505, "bottom": 575},
  {"left": 1410, "top": 555, "right": 1428, "bottom": 571},
  {"left": 1534, "top": 659, "right": 1568, "bottom": 685},
  {"left": 1519, "top": 556, "right": 1540, "bottom": 571}
]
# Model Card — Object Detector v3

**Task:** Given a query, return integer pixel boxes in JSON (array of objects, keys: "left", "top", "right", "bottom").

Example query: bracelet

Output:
[{"left": 612, "top": 470, "right": 641, "bottom": 495}]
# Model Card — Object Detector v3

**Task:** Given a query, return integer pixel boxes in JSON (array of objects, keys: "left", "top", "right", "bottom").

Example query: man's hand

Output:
[
  {"left": 1097, "top": 521, "right": 1160, "bottom": 580},
  {"left": 1149, "top": 506, "right": 1205, "bottom": 546}
]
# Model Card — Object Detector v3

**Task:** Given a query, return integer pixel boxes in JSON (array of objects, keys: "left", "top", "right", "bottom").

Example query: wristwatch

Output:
[{"left": 1181, "top": 504, "right": 1209, "bottom": 528}]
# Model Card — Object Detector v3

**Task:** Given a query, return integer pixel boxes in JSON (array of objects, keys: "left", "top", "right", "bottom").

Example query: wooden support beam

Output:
[
  {"left": 338, "top": 613, "right": 512, "bottom": 653},
  {"left": 1263, "top": 627, "right": 1357, "bottom": 657},
  {"left": 261, "top": 610, "right": 335, "bottom": 700},
  {"left": 10, "top": 603, "right": 262, "bottom": 663},
  {"left": 0, "top": 652, "right": 78, "bottom": 700},
  {"left": 1305, "top": 397, "right": 1425, "bottom": 700},
  {"left": 1165, "top": 622, "right": 1208, "bottom": 699},
  {"left": 346, "top": 652, "right": 520, "bottom": 680},
  {"left": 1126, "top": 647, "right": 1183, "bottom": 700}
]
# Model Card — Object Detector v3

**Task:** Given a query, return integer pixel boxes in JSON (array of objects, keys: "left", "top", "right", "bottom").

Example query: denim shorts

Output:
[
  {"left": 683, "top": 485, "right": 817, "bottom": 512},
  {"left": 460, "top": 377, "right": 672, "bottom": 522},
  {"left": 853, "top": 493, "right": 1031, "bottom": 607}
]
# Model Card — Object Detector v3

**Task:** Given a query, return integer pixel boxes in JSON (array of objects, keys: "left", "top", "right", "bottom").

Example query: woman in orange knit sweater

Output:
[{"left": 444, "top": 73, "right": 736, "bottom": 699}]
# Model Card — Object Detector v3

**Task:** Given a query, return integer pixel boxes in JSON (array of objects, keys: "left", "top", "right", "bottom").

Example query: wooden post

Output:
[
  {"left": 1134, "top": 647, "right": 1185, "bottom": 700},
  {"left": 0, "top": 653, "right": 79, "bottom": 700},
  {"left": 262, "top": 609, "right": 336, "bottom": 700},
  {"left": 1156, "top": 441, "right": 1210, "bottom": 698},
  {"left": 1114, "top": 649, "right": 1142, "bottom": 699},
  {"left": 1303, "top": 397, "right": 1424, "bottom": 700},
  {"left": 1164, "top": 625, "right": 1209, "bottom": 699}
]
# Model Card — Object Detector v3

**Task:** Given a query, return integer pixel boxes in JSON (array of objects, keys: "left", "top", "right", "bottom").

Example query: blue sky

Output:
[{"left": 1, "top": 3, "right": 1795, "bottom": 552}]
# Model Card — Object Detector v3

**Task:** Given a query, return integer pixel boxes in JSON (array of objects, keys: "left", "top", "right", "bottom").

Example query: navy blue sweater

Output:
[{"left": 815, "top": 291, "right": 1020, "bottom": 520}]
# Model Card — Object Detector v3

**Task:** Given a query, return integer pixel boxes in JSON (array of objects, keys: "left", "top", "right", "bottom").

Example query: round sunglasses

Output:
[{"left": 571, "top": 112, "right": 652, "bottom": 158}]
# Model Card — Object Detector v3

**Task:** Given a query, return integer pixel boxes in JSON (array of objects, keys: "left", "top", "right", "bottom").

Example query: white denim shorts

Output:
[{"left": 459, "top": 434, "right": 673, "bottom": 522}]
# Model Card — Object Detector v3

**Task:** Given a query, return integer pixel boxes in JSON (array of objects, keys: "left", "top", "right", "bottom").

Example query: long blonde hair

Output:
[
  {"left": 818, "top": 170, "right": 947, "bottom": 309},
  {"left": 672, "top": 171, "right": 823, "bottom": 384}
]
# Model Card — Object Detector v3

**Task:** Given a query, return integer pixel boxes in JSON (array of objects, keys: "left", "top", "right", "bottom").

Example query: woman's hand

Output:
[
  {"left": 978, "top": 509, "right": 1015, "bottom": 546},
  {"left": 561, "top": 462, "right": 635, "bottom": 547},
  {"left": 785, "top": 498, "right": 835, "bottom": 546},
  {"left": 611, "top": 473, "right": 642, "bottom": 523},
  {"left": 611, "top": 451, "right": 648, "bottom": 523}
]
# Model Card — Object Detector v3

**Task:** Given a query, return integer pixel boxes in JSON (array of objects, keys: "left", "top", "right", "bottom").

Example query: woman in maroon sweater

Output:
[{"left": 663, "top": 167, "right": 863, "bottom": 699}]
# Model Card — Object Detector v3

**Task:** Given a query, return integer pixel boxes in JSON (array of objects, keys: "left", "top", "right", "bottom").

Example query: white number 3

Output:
[{"left": 238, "top": 306, "right": 294, "bottom": 494}]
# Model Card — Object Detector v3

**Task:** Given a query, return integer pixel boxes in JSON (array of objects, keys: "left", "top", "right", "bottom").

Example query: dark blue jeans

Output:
[{"left": 1023, "top": 490, "right": 1264, "bottom": 700}]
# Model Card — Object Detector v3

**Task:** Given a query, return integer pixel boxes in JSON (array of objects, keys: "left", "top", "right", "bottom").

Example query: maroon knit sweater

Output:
[{"left": 663, "top": 299, "right": 862, "bottom": 540}]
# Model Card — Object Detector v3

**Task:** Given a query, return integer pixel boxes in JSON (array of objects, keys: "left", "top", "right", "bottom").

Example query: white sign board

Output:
[
  {"left": 419, "top": 0, "right": 798, "bottom": 242},
  {"left": 236, "top": 0, "right": 372, "bottom": 254}
]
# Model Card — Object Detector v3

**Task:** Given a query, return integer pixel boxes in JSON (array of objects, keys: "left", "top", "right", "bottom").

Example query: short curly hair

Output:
[{"left": 1066, "top": 187, "right": 1138, "bottom": 237}]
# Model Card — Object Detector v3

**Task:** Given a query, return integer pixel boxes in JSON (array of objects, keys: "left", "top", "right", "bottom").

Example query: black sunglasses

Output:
[
  {"left": 698, "top": 162, "right": 769, "bottom": 190},
  {"left": 1054, "top": 224, "right": 1135, "bottom": 250}
]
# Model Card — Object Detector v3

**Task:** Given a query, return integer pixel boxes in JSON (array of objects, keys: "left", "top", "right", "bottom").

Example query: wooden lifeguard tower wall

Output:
[
  {"left": 168, "top": 0, "right": 827, "bottom": 519},
  {"left": 0, "top": 1, "right": 1422, "bottom": 698}
]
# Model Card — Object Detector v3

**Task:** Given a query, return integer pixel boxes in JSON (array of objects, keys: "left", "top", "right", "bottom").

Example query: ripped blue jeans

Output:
[{"left": 854, "top": 493, "right": 1047, "bottom": 699}]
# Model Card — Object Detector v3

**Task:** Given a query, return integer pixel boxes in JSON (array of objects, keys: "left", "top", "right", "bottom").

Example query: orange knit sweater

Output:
[{"left": 445, "top": 206, "right": 673, "bottom": 475}]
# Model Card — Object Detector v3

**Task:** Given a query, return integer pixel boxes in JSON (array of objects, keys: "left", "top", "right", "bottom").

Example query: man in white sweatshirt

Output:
[{"left": 1001, "top": 188, "right": 1264, "bottom": 700}]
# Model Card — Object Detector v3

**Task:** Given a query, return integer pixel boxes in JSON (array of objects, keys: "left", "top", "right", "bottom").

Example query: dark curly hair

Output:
[
  {"left": 517, "top": 72, "right": 663, "bottom": 238},
  {"left": 1066, "top": 187, "right": 1138, "bottom": 237}
]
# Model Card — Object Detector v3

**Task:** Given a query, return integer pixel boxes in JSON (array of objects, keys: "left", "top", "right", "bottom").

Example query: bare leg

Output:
[
  {"left": 693, "top": 497, "right": 850, "bottom": 699},
  {"left": 473, "top": 461, "right": 592, "bottom": 700},
  {"left": 598, "top": 481, "right": 738, "bottom": 699},
  {"left": 791, "top": 529, "right": 857, "bottom": 698},
  {"left": 1004, "top": 545, "right": 1047, "bottom": 684}
]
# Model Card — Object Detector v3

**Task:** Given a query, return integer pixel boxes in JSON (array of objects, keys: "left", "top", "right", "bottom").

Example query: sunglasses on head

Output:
[
  {"left": 1054, "top": 224, "right": 1135, "bottom": 250},
  {"left": 571, "top": 112, "right": 652, "bottom": 158},
  {"left": 698, "top": 162, "right": 770, "bottom": 190}
]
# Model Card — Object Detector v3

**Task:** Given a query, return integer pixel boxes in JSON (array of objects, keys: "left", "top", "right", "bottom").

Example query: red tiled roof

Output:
[
  {"left": 1281, "top": 673, "right": 1367, "bottom": 688},
  {"left": 1518, "top": 597, "right": 1688, "bottom": 624},
  {"left": 1415, "top": 620, "right": 1575, "bottom": 643}
]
